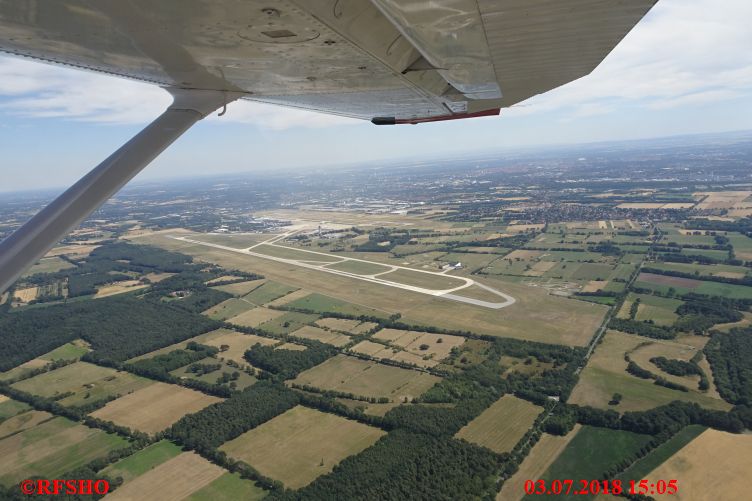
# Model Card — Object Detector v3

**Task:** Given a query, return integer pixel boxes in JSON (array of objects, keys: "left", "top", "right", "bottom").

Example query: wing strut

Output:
[{"left": 0, "top": 89, "right": 241, "bottom": 294}]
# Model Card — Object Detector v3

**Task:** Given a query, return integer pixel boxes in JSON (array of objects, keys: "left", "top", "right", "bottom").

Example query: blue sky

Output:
[{"left": 1, "top": 0, "right": 752, "bottom": 192}]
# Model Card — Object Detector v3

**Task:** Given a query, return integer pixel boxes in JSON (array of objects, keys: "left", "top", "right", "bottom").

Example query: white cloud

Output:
[
  {"left": 1, "top": 0, "right": 750, "bottom": 127},
  {"left": 506, "top": 0, "right": 752, "bottom": 118}
]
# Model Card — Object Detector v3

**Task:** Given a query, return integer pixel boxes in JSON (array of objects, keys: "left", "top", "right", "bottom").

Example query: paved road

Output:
[{"left": 171, "top": 232, "right": 516, "bottom": 310}]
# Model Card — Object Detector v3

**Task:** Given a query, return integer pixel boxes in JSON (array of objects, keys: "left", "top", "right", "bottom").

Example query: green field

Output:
[
  {"left": 285, "top": 292, "right": 386, "bottom": 317},
  {"left": 102, "top": 440, "right": 182, "bottom": 483},
  {"left": 524, "top": 426, "right": 652, "bottom": 501},
  {"left": 242, "top": 281, "right": 299, "bottom": 305},
  {"left": 0, "top": 398, "right": 31, "bottom": 420},
  {"left": 203, "top": 298, "right": 255, "bottom": 320},
  {"left": 258, "top": 311, "right": 319, "bottom": 334},
  {"left": 12, "top": 362, "right": 153, "bottom": 408},
  {"left": 39, "top": 341, "right": 90, "bottom": 361},
  {"left": 627, "top": 293, "right": 683, "bottom": 326},
  {"left": 617, "top": 425, "right": 706, "bottom": 484},
  {"left": 0, "top": 416, "right": 128, "bottom": 485},
  {"left": 635, "top": 276, "right": 752, "bottom": 299},
  {"left": 171, "top": 358, "right": 257, "bottom": 390},
  {"left": 325, "top": 260, "right": 393, "bottom": 275},
  {"left": 21, "top": 256, "right": 76, "bottom": 277},
  {"left": 186, "top": 472, "right": 267, "bottom": 501}
]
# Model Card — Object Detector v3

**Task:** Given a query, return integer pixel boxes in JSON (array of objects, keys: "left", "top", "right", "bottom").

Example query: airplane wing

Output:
[{"left": 0, "top": 0, "right": 658, "bottom": 292}]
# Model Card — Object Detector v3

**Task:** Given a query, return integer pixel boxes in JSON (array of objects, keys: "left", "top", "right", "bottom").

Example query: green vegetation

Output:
[
  {"left": 284, "top": 293, "right": 386, "bottom": 317},
  {"left": 270, "top": 430, "right": 501, "bottom": 501},
  {"left": 187, "top": 472, "right": 268, "bottom": 501},
  {"left": 244, "top": 341, "right": 336, "bottom": 379},
  {"left": 617, "top": 425, "right": 706, "bottom": 483},
  {"left": 524, "top": 426, "right": 652, "bottom": 500},
  {"left": 242, "top": 281, "right": 298, "bottom": 305},
  {"left": 102, "top": 440, "right": 182, "bottom": 483},
  {"left": 257, "top": 311, "right": 319, "bottom": 335},
  {"left": 704, "top": 327, "right": 752, "bottom": 405}
]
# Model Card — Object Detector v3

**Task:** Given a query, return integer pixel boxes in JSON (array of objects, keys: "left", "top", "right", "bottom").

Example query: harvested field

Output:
[
  {"left": 373, "top": 329, "right": 465, "bottom": 362},
  {"left": 500, "top": 249, "right": 542, "bottom": 260},
  {"left": 212, "top": 279, "right": 265, "bottom": 296},
  {"left": 315, "top": 317, "right": 362, "bottom": 332},
  {"left": 202, "top": 298, "right": 255, "bottom": 321},
  {"left": 275, "top": 342, "right": 307, "bottom": 351},
  {"left": 44, "top": 244, "right": 99, "bottom": 258},
  {"left": 291, "top": 325, "right": 351, "bottom": 347},
  {"left": 13, "top": 286, "right": 38, "bottom": 303},
  {"left": 104, "top": 452, "right": 226, "bottom": 501},
  {"left": 94, "top": 280, "right": 147, "bottom": 298},
  {"left": 200, "top": 329, "right": 277, "bottom": 364},
  {"left": 637, "top": 272, "right": 701, "bottom": 289},
  {"left": 11, "top": 362, "right": 153, "bottom": 407},
  {"left": 455, "top": 395, "right": 541, "bottom": 454},
  {"left": 582, "top": 280, "right": 609, "bottom": 292},
  {"left": 0, "top": 410, "right": 54, "bottom": 440},
  {"left": 0, "top": 416, "right": 127, "bottom": 485},
  {"left": 90, "top": 383, "right": 222, "bottom": 434},
  {"left": 265, "top": 288, "right": 312, "bottom": 307},
  {"left": 649, "top": 429, "right": 752, "bottom": 500},
  {"left": 498, "top": 425, "right": 582, "bottom": 501},
  {"left": 220, "top": 406, "right": 385, "bottom": 489},
  {"left": 293, "top": 354, "right": 440, "bottom": 401},
  {"left": 227, "top": 307, "right": 285, "bottom": 327}
]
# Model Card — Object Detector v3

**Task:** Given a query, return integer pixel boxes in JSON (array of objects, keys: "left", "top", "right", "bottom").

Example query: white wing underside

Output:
[{"left": 0, "top": 0, "right": 657, "bottom": 121}]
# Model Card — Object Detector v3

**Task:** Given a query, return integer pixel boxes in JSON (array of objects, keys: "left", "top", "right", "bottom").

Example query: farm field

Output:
[
  {"left": 197, "top": 329, "right": 277, "bottom": 364},
  {"left": 373, "top": 328, "right": 465, "bottom": 361},
  {"left": 649, "top": 429, "right": 752, "bottom": 500},
  {"left": 0, "top": 398, "right": 31, "bottom": 419},
  {"left": 455, "top": 395, "right": 541, "bottom": 454},
  {"left": 0, "top": 416, "right": 127, "bottom": 486},
  {"left": 186, "top": 472, "right": 268, "bottom": 501},
  {"left": 21, "top": 256, "right": 76, "bottom": 276},
  {"left": 242, "top": 280, "right": 299, "bottom": 305},
  {"left": 498, "top": 425, "right": 582, "bottom": 501},
  {"left": 227, "top": 306, "right": 285, "bottom": 327},
  {"left": 292, "top": 354, "right": 440, "bottom": 401},
  {"left": 171, "top": 358, "right": 257, "bottom": 390},
  {"left": 93, "top": 280, "right": 148, "bottom": 298},
  {"left": 219, "top": 405, "right": 385, "bottom": 489},
  {"left": 635, "top": 273, "right": 752, "bottom": 299},
  {"left": 569, "top": 331, "right": 730, "bottom": 412},
  {"left": 211, "top": 278, "right": 266, "bottom": 296},
  {"left": 0, "top": 410, "right": 54, "bottom": 439},
  {"left": 258, "top": 311, "right": 319, "bottom": 334},
  {"left": 90, "top": 382, "right": 222, "bottom": 434},
  {"left": 11, "top": 361, "right": 153, "bottom": 407},
  {"left": 202, "top": 298, "right": 255, "bottom": 320},
  {"left": 104, "top": 452, "right": 231, "bottom": 501},
  {"left": 102, "top": 440, "right": 183, "bottom": 483},
  {"left": 0, "top": 341, "right": 90, "bottom": 382},
  {"left": 291, "top": 325, "right": 351, "bottom": 347},
  {"left": 126, "top": 329, "right": 232, "bottom": 363},
  {"left": 524, "top": 426, "right": 652, "bottom": 501},
  {"left": 615, "top": 425, "right": 706, "bottom": 485}
]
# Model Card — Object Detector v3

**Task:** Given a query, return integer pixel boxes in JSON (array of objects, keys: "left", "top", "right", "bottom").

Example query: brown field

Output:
[
  {"left": 201, "top": 329, "right": 277, "bottom": 364},
  {"left": 94, "top": 280, "right": 147, "bottom": 298},
  {"left": 276, "top": 342, "right": 307, "bottom": 351},
  {"left": 616, "top": 203, "right": 665, "bottom": 209},
  {"left": 291, "top": 325, "right": 351, "bottom": 347},
  {"left": 0, "top": 410, "right": 53, "bottom": 439},
  {"left": 352, "top": 321, "right": 379, "bottom": 334},
  {"left": 649, "top": 429, "right": 752, "bottom": 500},
  {"left": 0, "top": 358, "right": 48, "bottom": 382},
  {"left": 205, "top": 275, "right": 245, "bottom": 285},
  {"left": 44, "top": 244, "right": 99, "bottom": 258},
  {"left": 220, "top": 406, "right": 385, "bottom": 489},
  {"left": 266, "top": 288, "right": 312, "bottom": 307},
  {"left": 292, "top": 354, "right": 440, "bottom": 401},
  {"left": 524, "top": 261, "right": 556, "bottom": 276},
  {"left": 212, "top": 278, "right": 266, "bottom": 296},
  {"left": 629, "top": 336, "right": 707, "bottom": 389},
  {"left": 497, "top": 425, "right": 582, "bottom": 501},
  {"left": 126, "top": 329, "right": 235, "bottom": 362},
  {"left": 455, "top": 395, "right": 542, "bottom": 454},
  {"left": 142, "top": 232, "right": 605, "bottom": 346},
  {"left": 713, "top": 311, "right": 752, "bottom": 332},
  {"left": 695, "top": 190, "right": 752, "bottom": 210},
  {"left": 373, "top": 328, "right": 465, "bottom": 361},
  {"left": 582, "top": 280, "right": 609, "bottom": 292},
  {"left": 506, "top": 224, "right": 545, "bottom": 233},
  {"left": 227, "top": 307, "right": 285, "bottom": 327},
  {"left": 315, "top": 317, "right": 361, "bottom": 332},
  {"left": 637, "top": 272, "right": 701, "bottom": 289},
  {"left": 90, "top": 382, "right": 222, "bottom": 434},
  {"left": 142, "top": 272, "right": 174, "bottom": 283},
  {"left": 13, "top": 286, "right": 38, "bottom": 302},
  {"left": 569, "top": 330, "right": 730, "bottom": 412},
  {"left": 104, "top": 452, "right": 225, "bottom": 501}
]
